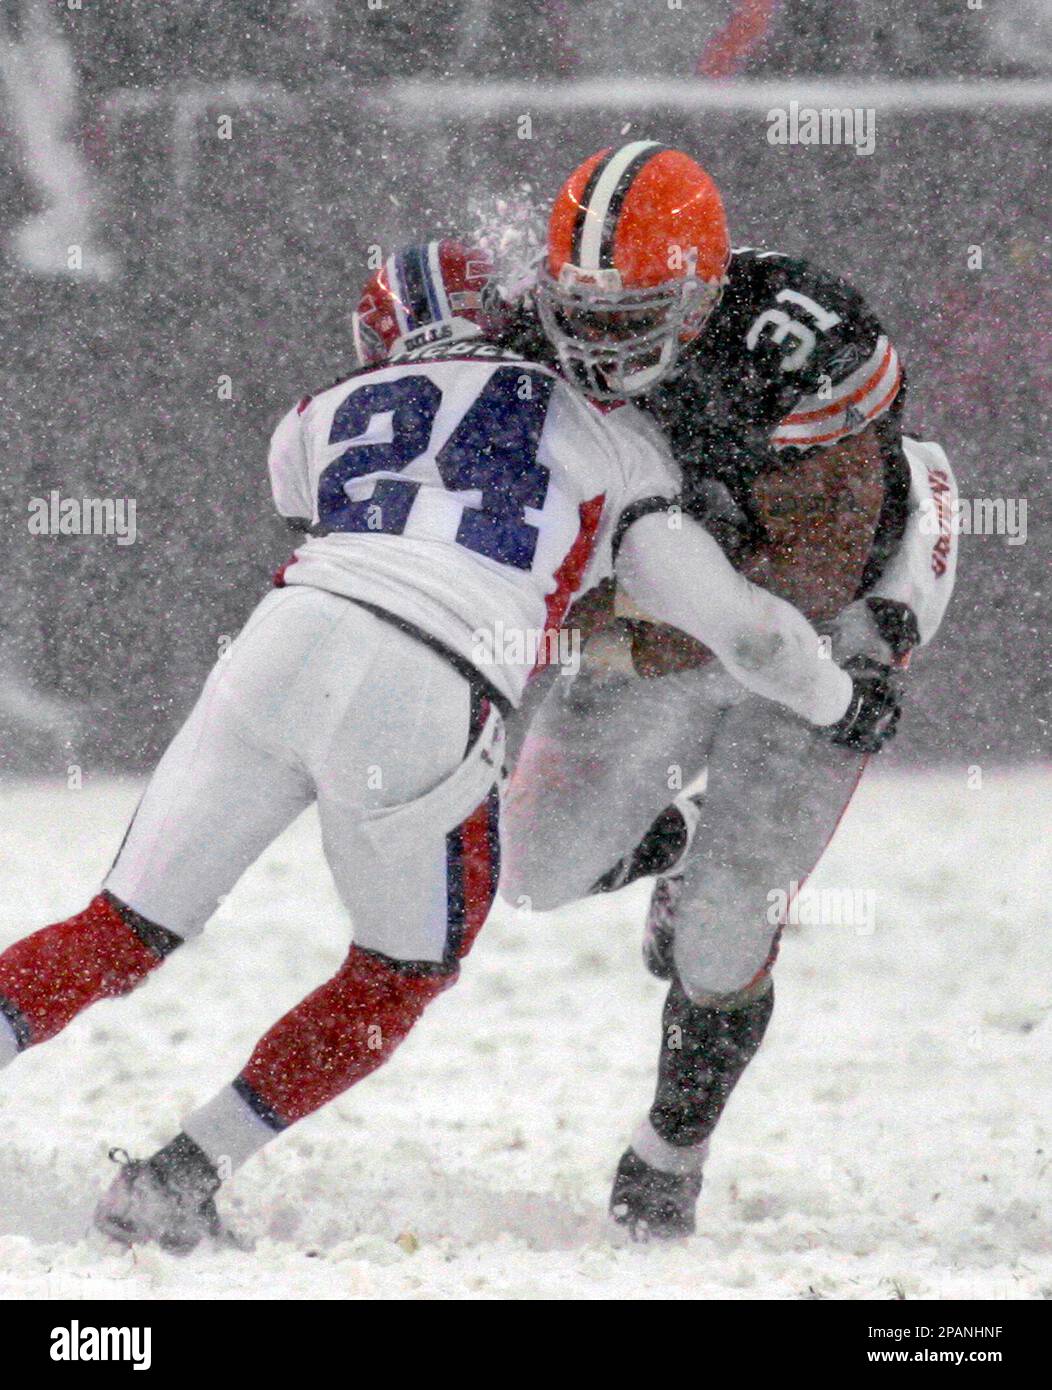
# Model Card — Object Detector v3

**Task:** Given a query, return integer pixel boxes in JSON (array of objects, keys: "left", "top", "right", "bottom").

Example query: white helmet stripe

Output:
[
  {"left": 351, "top": 311, "right": 368, "bottom": 366},
  {"left": 577, "top": 139, "right": 661, "bottom": 270},
  {"left": 425, "top": 240, "right": 452, "bottom": 321},
  {"left": 384, "top": 253, "right": 410, "bottom": 335}
]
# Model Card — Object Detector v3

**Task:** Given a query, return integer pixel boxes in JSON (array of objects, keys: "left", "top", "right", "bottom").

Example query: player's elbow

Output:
[{"left": 731, "top": 628, "right": 786, "bottom": 672}]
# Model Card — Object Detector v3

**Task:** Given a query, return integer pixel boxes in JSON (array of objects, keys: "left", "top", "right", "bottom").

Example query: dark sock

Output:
[{"left": 649, "top": 976, "right": 774, "bottom": 1149}]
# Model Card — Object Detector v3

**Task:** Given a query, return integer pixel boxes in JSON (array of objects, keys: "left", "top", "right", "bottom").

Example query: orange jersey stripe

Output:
[{"left": 773, "top": 368, "right": 902, "bottom": 447}]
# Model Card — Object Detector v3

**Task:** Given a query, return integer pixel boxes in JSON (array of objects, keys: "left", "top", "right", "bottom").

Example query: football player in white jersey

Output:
[{"left": 0, "top": 240, "right": 880, "bottom": 1251}]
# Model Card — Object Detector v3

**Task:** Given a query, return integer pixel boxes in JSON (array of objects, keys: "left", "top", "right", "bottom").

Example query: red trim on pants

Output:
[
  {"left": 460, "top": 790, "right": 499, "bottom": 958},
  {"left": 445, "top": 786, "right": 501, "bottom": 965}
]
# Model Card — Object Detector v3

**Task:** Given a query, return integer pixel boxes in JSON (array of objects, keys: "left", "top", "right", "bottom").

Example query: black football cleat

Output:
[
  {"left": 94, "top": 1134, "right": 232, "bottom": 1254},
  {"left": 591, "top": 795, "right": 701, "bottom": 896},
  {"left": 609, "top": 1147, "right": 703, "bottom": 1241}
]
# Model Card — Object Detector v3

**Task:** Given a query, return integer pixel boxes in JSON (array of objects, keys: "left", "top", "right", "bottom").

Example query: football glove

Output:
[{"left": 827, "top": 655, "right": 903, "bottom": 754}]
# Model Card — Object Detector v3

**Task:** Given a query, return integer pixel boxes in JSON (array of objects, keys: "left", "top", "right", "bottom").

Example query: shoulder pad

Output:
[
  {"left": 772, "top": 336, "right": 903, "bottom": 451},
  {"left": 726, "top": 248, "right": 902, "bottom": 433}
]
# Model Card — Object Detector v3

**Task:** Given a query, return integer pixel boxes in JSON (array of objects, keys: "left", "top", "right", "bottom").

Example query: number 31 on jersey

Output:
[{"left": 746, "top": 289, "right": 842, "bottom": 371}]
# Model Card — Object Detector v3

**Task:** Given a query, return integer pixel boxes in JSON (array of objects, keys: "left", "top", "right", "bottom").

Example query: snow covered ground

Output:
[{"left": 0, "top": 767, "right": 1049, "bottom": 1301}]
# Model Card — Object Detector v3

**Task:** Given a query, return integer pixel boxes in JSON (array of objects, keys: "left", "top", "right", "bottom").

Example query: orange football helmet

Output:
[{"left": 538, "top": 142, "right": 730, "bottom": 399}]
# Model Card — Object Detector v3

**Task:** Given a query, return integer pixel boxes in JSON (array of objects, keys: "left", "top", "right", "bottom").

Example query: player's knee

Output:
[
  {"left": 499, "top": 881, "right": 564, "bottom": 915},
  {"left": 496, "top": 854, "right": 569, "bottom": 914},
  {"left": 674, "top": 963, "right": 773, "bottom": 1012},
  {"left": 500, "top": 801, "right": 586, "bottom": 913}
]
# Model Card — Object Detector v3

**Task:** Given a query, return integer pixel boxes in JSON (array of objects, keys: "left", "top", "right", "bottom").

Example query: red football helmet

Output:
[
  {"left": 352, "top": 239, "right": 504, "bottom": 366},
  {"left": 538, "top": 141, "right": 731, "bottom": 399}
]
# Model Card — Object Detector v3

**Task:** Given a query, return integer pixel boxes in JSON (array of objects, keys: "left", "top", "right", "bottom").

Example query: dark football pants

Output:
[{"left": 502, "top": 656, "right": 867, "bottom": 1003}]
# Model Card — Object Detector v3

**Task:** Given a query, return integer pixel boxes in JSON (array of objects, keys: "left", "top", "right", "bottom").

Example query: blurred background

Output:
[{"left": 0, "top": 0, "right": 1048, "bottom": 771}]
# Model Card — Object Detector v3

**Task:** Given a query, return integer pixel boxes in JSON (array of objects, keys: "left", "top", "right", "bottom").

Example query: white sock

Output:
[
  {"left": 183, "top": 1084, "right": 280, "bottom": 1175},
  {"left": 0, "top": 1013, "right": 22, "bottom": 1069},
  {"left": 631, "top": 1116, "right": 709, "bottom": 1176}
]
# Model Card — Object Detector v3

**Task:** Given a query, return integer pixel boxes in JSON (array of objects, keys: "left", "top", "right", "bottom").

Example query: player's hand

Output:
[{"left": 826, "top": 655, "right": 902, "bottom": 753}]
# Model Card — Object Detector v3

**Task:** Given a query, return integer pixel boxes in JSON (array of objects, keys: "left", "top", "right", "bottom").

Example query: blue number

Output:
[
  {"left": 317, "top": 367, "right": 553, "bottom": 570},
  {"left": 319, "top": 376, "right": 441, "bottom": 534},
  {"left": 437, "top": 368, "right": 554, "bottom": 570}
]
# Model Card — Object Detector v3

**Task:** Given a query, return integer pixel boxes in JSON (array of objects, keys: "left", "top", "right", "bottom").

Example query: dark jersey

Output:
[{"left": 504, "top": 248, "right": 911, "bottom": 593}]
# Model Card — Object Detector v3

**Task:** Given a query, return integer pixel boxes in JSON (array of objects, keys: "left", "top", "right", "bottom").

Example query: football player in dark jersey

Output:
[{"left": 499, "top": 142, "right": 958, "bottom": 1239}]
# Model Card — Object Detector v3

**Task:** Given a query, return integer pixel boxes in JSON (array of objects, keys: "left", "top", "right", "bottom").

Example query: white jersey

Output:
[{"left": 268, "top": 345, "right": 677, "bottom": 706}]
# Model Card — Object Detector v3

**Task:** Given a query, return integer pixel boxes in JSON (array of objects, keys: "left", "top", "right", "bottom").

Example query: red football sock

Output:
[
  {"left": 236, "top": 946, "right": 455, "bottom": 1127},
  {"left": 0, "top": 893, "right": 178, "bottom": 1048}
]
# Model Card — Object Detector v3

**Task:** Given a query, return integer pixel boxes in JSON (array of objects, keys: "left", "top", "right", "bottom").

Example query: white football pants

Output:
[{"left": 105, "top": 586, "right": 504, "bottom": 966}]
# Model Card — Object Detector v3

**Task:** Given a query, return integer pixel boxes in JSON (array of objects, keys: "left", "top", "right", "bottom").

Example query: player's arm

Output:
[
  {"left": 631, "top": 257, "right": 915, "bottom": 667},
  {"left": 742, "top": 424, "right": 886, "bottom": 620},
  {"left": 861, "top": 438, "right": 959, "bottom": 647},
  {"left": 268, "top": 396, "right": 315, "bottom": 531},
  {"left": 748, "top": 257, "right": 905, "bottom": 602},
  {"left": 750, "top": 430, "right": 960, "bottom": 664},
  {"left": 623, "top": 427, "right": 887, "bottom": 676},
  {"left": 615, "top": 511, "right": 852, "bottom": 727},
  {"left": 755, "top": 261, "right": 934, "bottom": 628}
]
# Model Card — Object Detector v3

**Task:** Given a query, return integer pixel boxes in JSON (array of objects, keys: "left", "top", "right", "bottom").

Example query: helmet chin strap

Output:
[{"left": 618, "top": 346, "right": 677, "bottom": 394}]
